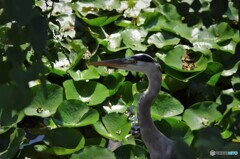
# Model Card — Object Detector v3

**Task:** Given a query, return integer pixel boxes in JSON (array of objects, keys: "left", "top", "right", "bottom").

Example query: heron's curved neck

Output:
[
  {"left": 138, "top": 68, "right": 176, "bottom": 159},
  {"left": 138, "top": 68, "right": 162, "bottom": 142}
]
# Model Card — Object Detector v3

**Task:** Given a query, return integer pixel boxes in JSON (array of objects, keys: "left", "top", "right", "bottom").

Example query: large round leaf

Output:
[
  {"left": 121, "top": 28, "right": 148, "bottom": 51},
  {"left": 42, "top": 40, "right": 86, "bottom": 76},
  {"left": 71, "top": 146, "right": 116, "bottom": 159},
  {"left": 148, "top": 32, "right": 180, "bottom": 48},
  {"left": 155, "top": 118, "right": 193, "bottom": 144},
  {"left": 35, "top": 127, "right": 85, "bottom": 155},
  {"left": 63, "top": 80, "right": 109, "bottom": 106},
  {"left": 162, "top": 46, "right": 208, "bottom": 73},
  {"left": 116, "top": 81, "right": 134, "bottom": 106},
  {"left": 151, "top": 93, "right": 184, "bottom": 120},
  {"left": 53, "top": 100, "right": 99, "bottom": 127},
  {"left": 102, "top": 73, "right": 125, "bottom": 95},
  {"left": 80, "top": 15, "right": 121, "bottom": 26},
  {"left": 93, "top": 113, "right": 131, "bottom": 141},
  {"left": 114, "top": 145, "right": 148, "bottom": 159},
  {"left": 183, "top": 101, "right": 222, "bottom": 130},
  {"left": 24, "top": 84, "right": 63, "bottom": 117},
  {"left": 68, "top": 66, "right": 100, "bottom": 81}
]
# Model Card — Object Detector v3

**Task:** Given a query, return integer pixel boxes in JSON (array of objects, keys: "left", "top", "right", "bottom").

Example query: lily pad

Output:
[
  {"left": 53, "top": 100, "right": 99, "bottom": 127},
  {"left": 102, "top": 73, "right": 125, "bottom": 95},
  {"left": 93, "top": 113, "right": 131, "bottom": 141},
  {"left": 63, "top": 80, "right": 109, "bottom": 106},
  {"left": 24, "top": 84, "right": 63, "bottom": 117},
  {"left": 114, "top": 145, "right": 148, "bottom": 159},
  {"left": 121, "top": 28, "right": 148, "bottom": 51},
  {"left": 35, "top": 127, "right": 85, "bottom": 155},
  {"left": 116, "top": 81, "right": 134, "bottom": 106},
  {"left": 71, "top": 146, "right": 116, "bottom": 159},
  {"left": 216, "top": 89, "right": 240, "bottom": 114},
  {"left": 163, "top": 46, "right": 208, "bottom": 73},
  {"left": 148, "top": 32, "right": 180, "bottom": 48},
  {"left": 43, "top": 40, "right": 86, "bottom": 76},
  {"left": 151, "top": 93, "right": 184, "bottom": 120},
  {"left": 183, "top": 101, "right": 222, "bottom": 130},
  {"left": 68, "top": 66, "right": 100, "bottom": 81},
  {"left": 81, "top": 15, "right": 121, "bottom": 26},
  {"left": 155, "top": 118, "right": 193, "bottom": 144}
]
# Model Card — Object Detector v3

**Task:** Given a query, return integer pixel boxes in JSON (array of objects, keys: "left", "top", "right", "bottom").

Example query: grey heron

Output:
[{"left": 91, "top": 53, "right": 177, "bottom": 159}]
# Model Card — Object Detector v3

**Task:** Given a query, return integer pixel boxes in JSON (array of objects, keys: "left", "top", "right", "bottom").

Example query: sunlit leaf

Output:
[
  {"left": 68, "top": 67, "right": 100, "bottom": 81},
  {"left": 93, "top": 113, "right": 131, "bottom": 141},
  {"left": 148, "top": 32, "right": 180, "bottom": 48},
  {"left": 183, "top": 102, "right": 222, "bottom": 130},
  {"left": 81, "top": 15, "right": 121, "bottom": 26},
  {"left": 24, "top": 84, "right": 63, "bottom": 117},
  {"left": 63, "top": 80, "right": 109, "bottom": 106},
  {"left": 121, "top": 28, "right": 147, "bottom": 51},
  {"left": 151, "top": 93, "right": 184, "bottom": 120},
  {"left": 53, "top": 100, "right": 99, "bottom": 127}
]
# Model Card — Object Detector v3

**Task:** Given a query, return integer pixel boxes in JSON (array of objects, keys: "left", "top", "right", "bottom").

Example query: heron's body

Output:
[{"left": 91, "top": 54, "right": 176, "bottom": 159}]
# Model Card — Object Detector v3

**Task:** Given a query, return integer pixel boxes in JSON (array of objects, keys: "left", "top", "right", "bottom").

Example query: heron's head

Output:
[{"left": 90, "top": 54, "right": 161, "bottom": 75}]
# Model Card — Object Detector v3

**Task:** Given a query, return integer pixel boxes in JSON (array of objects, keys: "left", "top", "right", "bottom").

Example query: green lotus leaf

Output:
[
  {"left": 0, "top": 128, "right": 25, "bottom": 159},
  {"left": 73, "top": 0, "right": 120, "bottom": 16},
  {"left": 151, "top": 93, "right": 184, "bottom": 120},
  {"left": 148, "top": 32, "right": 180, "bottom": 48},
  {"left": 162, "top": 46, "right": 208, "bottom": 73},
  {"left": 157, "top": 4, "right": 181, "bottom": 21},
  {"left": 81, "top": 15, "right": 121, "bottom": 26},
  {"left": 103, "top": 104, "right": 128, "bottom": 114},
  {"left": 53, "top": 100, "right": 99, "bottom": 127},
  {"left": 121, "top": 28, "right": 148, "bottom": 51},
  {"left": 123, "top": 0, "right": 151, "bottom": 18},
  {"left": 174, "top": 23, "right": 192, "bottom": 40},
  {"left": 93, "top": 113, "right": 131, "bottom": 141},
  {"left": 85, "top": 138, "right": 107, "bottom": 147},
  {"left": 205, "top": 62, "right": 224, "bottom": 86},
  {"left": 35, "top": 127, "right": 85, "bottom": 155},
  {"left": 143, "top": 11, "right": 166, "bottom": 31},
  {"left": 24, "top": 84, "right": 63, "bottom": 117},
  {"left": 43, "top": 40, "right": 86, "bottom": 76},
  {"left": 116, "top": 81, "right": 134, "bottom": 106},
  {"left": 183, "top": 101, "right": 222, "bottom": 130},
  {"left": 71, "top": 146, "right": 116, "bottom": 159},
  {"left": 216, "top": 89, "right": 240, "bottom": 115},
  {"left": 212, "top": 22, "right": 235, "bottom": 43},
  {"left": 164, "top": 66, "right": 202, "bottom": 81},
  {"left": 221, "top": 61, "right": 240, "bottom": 76},
  {"left": 102, "top": 73, "right": 125, "bottom": 95},
  {"left": 68, "top": 66, "right": 100, "bottom": 81},
  {"left": 162, "top": 75, "right": 188, "bottom": 92},
  {"left": 106, "top": 32, "right": 128, "bottom": 52},
  {"left": 63, "top": 80, "right": 109, "bottom": 106},
  {"left": 114, "top": 145, "right": 148, "bottom": 159},
  {"left": 155, "top": 118, "right": 193, "bottom": 144}
]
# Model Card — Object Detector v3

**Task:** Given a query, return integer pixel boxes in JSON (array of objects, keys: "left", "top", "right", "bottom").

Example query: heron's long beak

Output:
[{"left": 90, "top": 58, "right": 128, "bottom": 68}]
